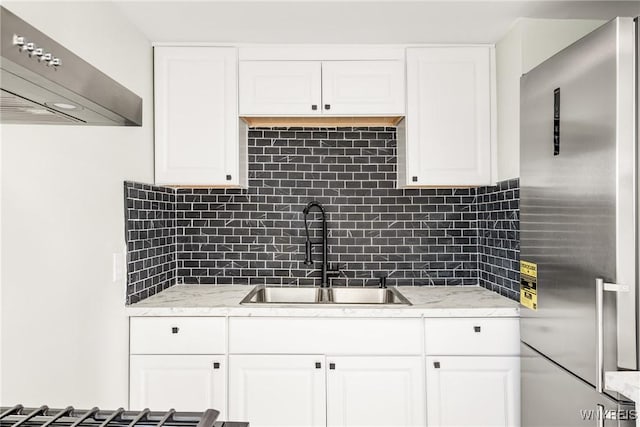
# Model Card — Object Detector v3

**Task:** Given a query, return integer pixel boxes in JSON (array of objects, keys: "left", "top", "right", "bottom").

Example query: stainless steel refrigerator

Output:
[{"left": 520, "top": 17, "right": 639, "bottom": 427}]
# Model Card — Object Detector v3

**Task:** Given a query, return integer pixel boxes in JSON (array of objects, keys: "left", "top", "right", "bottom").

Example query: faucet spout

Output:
[
  {"left": 302, "top": 201, "right": 337, "bottom": 287},
  {"left": 304, "top": 240, "right": 313, "bottom": 266},
  {"left": 303, "top": 201, "right": 325, "bottom": 216}
]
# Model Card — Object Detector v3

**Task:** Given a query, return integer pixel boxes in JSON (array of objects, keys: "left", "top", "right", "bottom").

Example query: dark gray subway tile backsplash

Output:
[
  {"left": 477, "top": 178, "right": 520, "bottom": 300},
  {"left": 124, "top": 127, "right": 521, "bottom": 304},
  {"left": 176, "top": 127, "right": 478, "bottom": 287},
  {"left": 124, "top": 182, "right": 176, "bottom": 304}
]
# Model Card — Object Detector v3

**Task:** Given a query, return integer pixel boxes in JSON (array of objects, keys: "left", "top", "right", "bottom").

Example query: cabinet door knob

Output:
[
  {"left": 213, "top": 362, "right": 220, "bottom": 369},
  {"left": 329, "top": 363, "right": 336, "bottom": 370},
  {"left": 171, "top": 327, "right": 179, "bottom": 334},
  {"left": 412, "top": 176, "right": 418, "bottom": 182},
  {"left": 433, "top": 361, "right": 440, "bottom": 369},
  {"left": 474, "top": 326, "right": 481, "bottom": 333},
  {"left": 226, "top": 174, "right": 232, "bottom": 181},
  {"left": 311, "top": 104, "right": 318, "bottom": 111},
  {"left": 315, "top": 362, "right": 321, "bottom": 369},
  {"left": 324, "top": 104, "right": 331, "bottom": 110}
]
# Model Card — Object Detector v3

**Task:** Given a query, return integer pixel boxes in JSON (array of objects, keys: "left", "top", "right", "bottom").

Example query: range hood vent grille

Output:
[{"left": 1, "top": 90, "right": 82, "bottom": 124}]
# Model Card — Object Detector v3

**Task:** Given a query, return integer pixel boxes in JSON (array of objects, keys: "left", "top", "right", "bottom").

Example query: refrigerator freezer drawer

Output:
[{"left": 521, "top": 343, "right": 636, "bottom": 427}]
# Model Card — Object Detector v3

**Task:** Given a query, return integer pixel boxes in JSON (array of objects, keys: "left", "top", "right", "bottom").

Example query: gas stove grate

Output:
[{"left": 0, "top": 406, "right": 222, "bottom": 427}]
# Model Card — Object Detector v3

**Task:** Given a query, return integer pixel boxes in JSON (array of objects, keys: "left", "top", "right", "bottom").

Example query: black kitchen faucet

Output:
[{"left": 302, "top": 201, "right": 340, "bottom": 287}]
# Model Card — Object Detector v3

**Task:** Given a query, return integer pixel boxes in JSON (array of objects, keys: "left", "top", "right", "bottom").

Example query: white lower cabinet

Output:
[
  {"left": 326, "top": 356, "right": 425, "bottom": 427},
  {"left": 129, "top": 316, "right": 520, "bottom": 427},
  {"left": 129, "top": 355, "right": 226, "bottom": 417},
  {"left": 425, "top": 356, "right": 520, "bottom": 427},
  {"left": 228, "top": 355, "right": 326, "bottom": 427},
  {"left": 227, "top": 355, "right": 424, "bottom": 427}
]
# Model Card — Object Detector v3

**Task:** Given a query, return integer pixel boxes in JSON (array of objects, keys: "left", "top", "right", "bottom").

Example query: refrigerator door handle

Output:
[
  {"left": 597, "top": 404, "right": 605, "bottom": 427},
  {"left": 615, "top": 15, "right": 638, "bottom": 373},
  {"left": 595, "top": 278, "right": 631, "bottom": 393},
  {"left": 596, "top": 404, "right": 619, "bottom": 427}
]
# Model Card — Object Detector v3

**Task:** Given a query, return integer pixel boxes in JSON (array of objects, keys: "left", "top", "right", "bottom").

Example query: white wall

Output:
[
  {"left": 0, "top": 1, "right": 153, "bottom": 407},
  {"left": 495, "top": 18, "right": 604, "bottom": 181},
  {"left": 520, "top": 19, "right": 608, "bottom": 75}
]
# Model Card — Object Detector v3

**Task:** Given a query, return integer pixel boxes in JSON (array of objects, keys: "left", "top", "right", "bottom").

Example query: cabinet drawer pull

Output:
[
  {"left": 213, "top": 362, "right": 220, "bottom": 369},
  {"left": 474, "top": 326, "right": 481, "bottom": 333},
  {"left": 329, "top": 363, "right": 336, "bottom": 370},
  {"left": 171, "top": 327, "right": 179, "bottom": 334},
  {"left": 315, "top": 362, "right": 321, "bottom": 369},
  {"left": 433, "top": 361, "right": 440, "bottom": 369}
]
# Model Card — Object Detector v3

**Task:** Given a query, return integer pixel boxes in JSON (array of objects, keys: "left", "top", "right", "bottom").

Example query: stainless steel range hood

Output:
[{"left": 0, "top": 6, "right": 142, "bottom": 126}]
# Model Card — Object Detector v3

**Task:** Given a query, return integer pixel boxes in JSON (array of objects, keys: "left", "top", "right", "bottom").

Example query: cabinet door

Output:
[
  {"left": 228, "top": 355, "right": 326, "bottom": 427},
  {"left": 239, "top": 61, "right": 322, "bottom": 115},
  {"left": 426, "top": 356, "right": 520, "bottom": 427},
  {"left": 154, "top": 47, "right": 238, "bottom": 186},
  {"left": 129, "top": 355, "right": 226, "bottom": 417},
  {"left": 326, "top": 356, "right": 425, "bottom": 427},
  {"left": 405, "top": 47, "right": 492, "bottom": 186},
  {"left": 321, "top": 61, "right": 405, "bottom": 115}
]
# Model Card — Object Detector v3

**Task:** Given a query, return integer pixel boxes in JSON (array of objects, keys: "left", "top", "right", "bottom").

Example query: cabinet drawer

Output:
[
  {"left": 425, "top": 318, "right": 519, "bottom": 356},
  {"left": 130, "top": 317, "right": 226, "bottom": 354},
  {"left": 229, "top": 317, "right": 422, "bottom": 355}
]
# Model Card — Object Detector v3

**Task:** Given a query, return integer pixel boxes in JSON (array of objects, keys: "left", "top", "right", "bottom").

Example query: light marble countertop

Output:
[
  {"left": 126, "top": 284, "right": 520, "bottom": 317},
  {"left": 605, "top": 371, "right": 640, "bottom": 405}
]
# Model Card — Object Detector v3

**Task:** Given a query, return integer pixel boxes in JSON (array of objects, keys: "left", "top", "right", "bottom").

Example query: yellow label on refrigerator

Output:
[{"left": 520, "top": 260, "right": 538, "bottom": 310}]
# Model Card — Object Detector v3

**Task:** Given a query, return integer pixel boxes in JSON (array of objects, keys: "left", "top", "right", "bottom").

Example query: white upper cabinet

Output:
[
  {"left": 239, "top": 61, "right": 322, "bottom": 116},
  {"left": 401, "top": 47, "right": 493, "bottom": 187},
  {"left": 153, "top": 44, "right": 494, "bottom": 188},
  {"left": 154, "top": 46, "right": 242, "bottom": 187},
  {"left": 321, "top": 61, "right": 405, "bottom": 115},
  {"left": 239, "top": 59, "right": 405, "bottom": 116}
]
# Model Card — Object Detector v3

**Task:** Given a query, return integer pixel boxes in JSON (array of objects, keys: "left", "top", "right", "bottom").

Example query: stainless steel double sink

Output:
[{"left": 240, "top": 285, "right": 412, "bottom": 306}]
